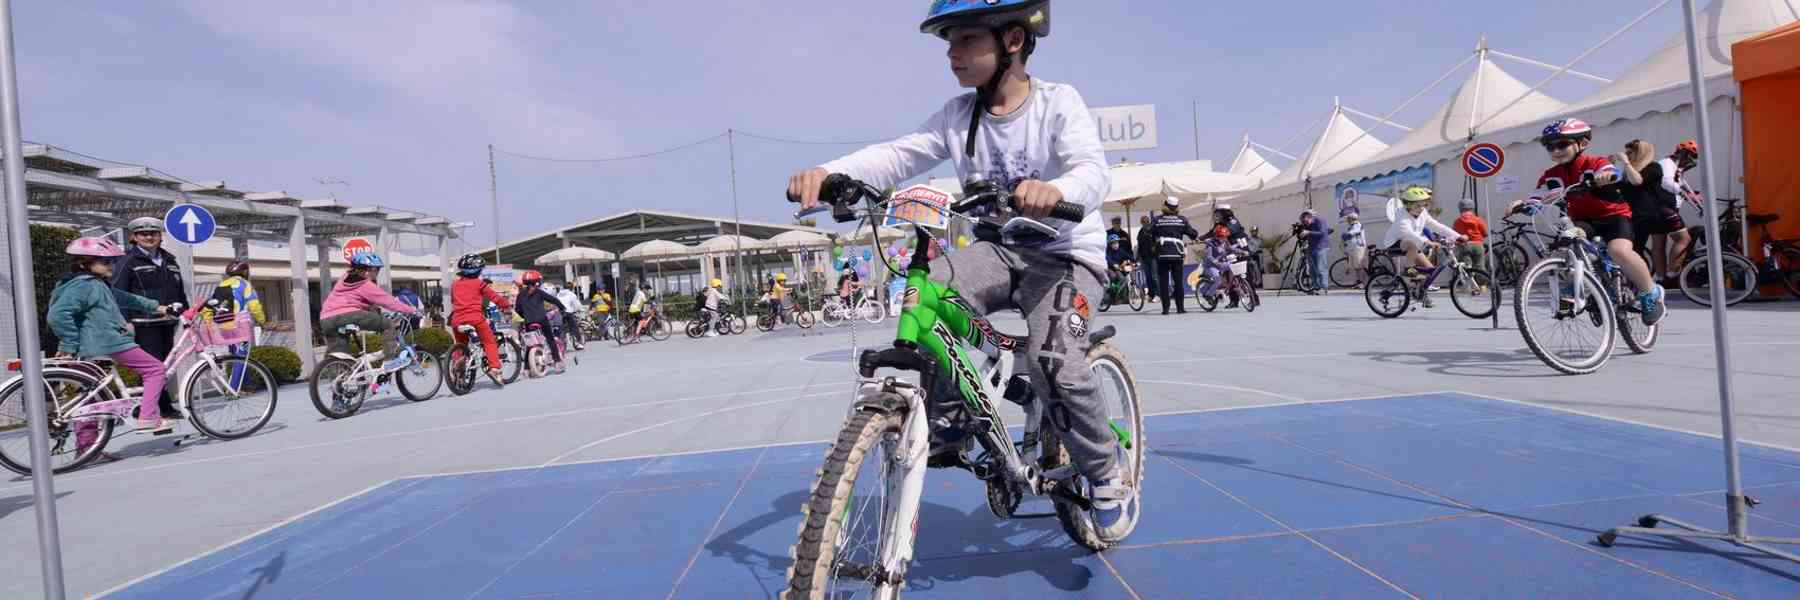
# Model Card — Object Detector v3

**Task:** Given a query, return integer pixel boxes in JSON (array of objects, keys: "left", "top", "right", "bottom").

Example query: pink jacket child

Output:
[{"left": 318, "top": 276, "right": 417, "bottom": 358}]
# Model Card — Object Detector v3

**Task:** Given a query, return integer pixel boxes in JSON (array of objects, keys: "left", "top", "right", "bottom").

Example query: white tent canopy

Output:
[
  {"left": 847, "top": 226, "right": 907, "bottom": 246},
  {"left": 1105, "top": 160, "right": 1263, "bottom": 210},
  {"left": 534, "top": 246, "right": 616, "bottom": 266},
  {"left": 1227, "top": 141, "right": 1283, "bottom": 184},
  {"left": 1263, "top": 104, "right": 1390, "bottom": 191},
  {"left": 620, "top": 239, "right": 694, "bottom": 261},
  {"left": 1371, "top": 56, "right": 1566, "bottom": 166},
  {"left": 765, "top": 230, "right": 832, "bottom": 249},
  {"left": 1569, "top": 0, "right": 1799, "bottom": 124},
  {"left": 696, "top": 234, "right": 765, "bottom": 254}
]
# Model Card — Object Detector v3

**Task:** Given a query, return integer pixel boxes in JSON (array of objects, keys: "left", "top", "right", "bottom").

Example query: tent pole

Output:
[{"left": 1597, "top": 0, "right": 1800, "bottom": 563}]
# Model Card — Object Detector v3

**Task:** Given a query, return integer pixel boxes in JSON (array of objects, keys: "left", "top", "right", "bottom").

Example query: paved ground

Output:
[{"left": 3, "top": 292, "right": 1797, "bottom": 598}]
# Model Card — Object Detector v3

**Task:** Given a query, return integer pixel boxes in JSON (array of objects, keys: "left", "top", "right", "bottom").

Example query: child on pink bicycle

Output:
[{"left": 46, "top": 236, "right": 178, "bottom": 453}]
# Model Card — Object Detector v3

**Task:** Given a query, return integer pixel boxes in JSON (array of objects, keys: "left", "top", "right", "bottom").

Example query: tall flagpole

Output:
[{"left": 0, "top": 0, "right": 69, "bottom": 596}]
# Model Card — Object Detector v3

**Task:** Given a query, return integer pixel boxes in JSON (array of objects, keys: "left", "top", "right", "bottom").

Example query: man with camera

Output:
[{"left": 1295, "top": 209, "right": 1330, "bottom": 294}]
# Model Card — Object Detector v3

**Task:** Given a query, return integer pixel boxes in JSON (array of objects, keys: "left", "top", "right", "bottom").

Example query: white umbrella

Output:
[
  {"left": 765, "top": 230, "right": 831, "bottom": 250},
  {"left": 1105, "top": 161, "right": 1263, "bottom": 223},
  {"left": 697, "top": 234, "right": 765, "bottom": 254},
  {"left": 534, "top": 246, "right": 616, "bottom": 266},
  {"left": 621, "top": 239, "right": 695, "bottom": 294}
]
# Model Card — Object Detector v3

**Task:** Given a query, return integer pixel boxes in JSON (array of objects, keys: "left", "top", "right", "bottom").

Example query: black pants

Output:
[
  {"left": 1158, "top": 258, "right": 1187, "bottom": 312},
  {"left": 526, "top": 319, "right": 563, "bottom": 363},
  {"left": 1139, "top": 254, "right": 1161, "bottom": 298},
  {"left": 134, "top": 322, "right": 179, "bottom": 415}
]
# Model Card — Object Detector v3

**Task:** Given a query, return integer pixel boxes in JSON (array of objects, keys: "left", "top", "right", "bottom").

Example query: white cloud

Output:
[{"left": 179, "top": 0, "right": 617, "bottom": 155}]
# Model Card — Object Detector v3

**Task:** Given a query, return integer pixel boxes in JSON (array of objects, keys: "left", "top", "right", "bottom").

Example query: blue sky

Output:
[{"left": 17, "top": 1, "right": 1690, "bottom": 253}]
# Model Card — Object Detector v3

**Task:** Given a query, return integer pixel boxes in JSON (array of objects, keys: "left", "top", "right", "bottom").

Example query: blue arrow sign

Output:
[{"left": 163, "top": 204, "right": 217, "bottom": 244}]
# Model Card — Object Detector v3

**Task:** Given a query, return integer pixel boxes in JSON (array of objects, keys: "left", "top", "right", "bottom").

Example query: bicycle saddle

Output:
[
  {"left": 1748, "top": 213, "right": 1780, "bottom": 225},
  {"left": 455, "top": 325, "right": 477, "bottom": 334},
  {"left": 337, "top": 324, "right": 362, "bottom": 335},
  {"left": 1088, "top": 325, "right": 1117, "bottom": 346}
]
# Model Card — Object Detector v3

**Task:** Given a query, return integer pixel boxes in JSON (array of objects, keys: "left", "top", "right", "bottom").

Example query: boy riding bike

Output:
[
  {"left": 1382, "top": 186, "right": 1467, "bottom": 309},
  {"left": 1508, "top": 118, "right": 1666, "bottom": 325},
  {"left": 450, "top": 254, "right": 511, "bottom": 386},
  {"left": 787, "top": 0, "right": 1135, "bottom": 543}
]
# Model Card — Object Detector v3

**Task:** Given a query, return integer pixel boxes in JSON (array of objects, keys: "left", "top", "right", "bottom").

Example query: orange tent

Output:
[{"left": 1732, "top": 22, "right": 1800, "bottom": 278}]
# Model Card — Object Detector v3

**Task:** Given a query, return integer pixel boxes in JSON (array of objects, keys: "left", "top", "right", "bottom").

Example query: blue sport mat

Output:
[{"left": 107, "top": 392, "right": 1800, "bottom": 599}]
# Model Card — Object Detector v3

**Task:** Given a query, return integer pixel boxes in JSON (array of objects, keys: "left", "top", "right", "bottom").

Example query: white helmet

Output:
[{"left": 1163, "top": 196, "right": 1180, "bottom": 209}]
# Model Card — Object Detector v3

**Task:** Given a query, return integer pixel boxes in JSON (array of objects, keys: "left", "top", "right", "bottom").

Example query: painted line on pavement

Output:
[{"left": 1137, "top": 379, "right": 1307, "bottom": 403}]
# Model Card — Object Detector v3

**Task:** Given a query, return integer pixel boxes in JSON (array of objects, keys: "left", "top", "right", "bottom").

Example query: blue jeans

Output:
[{"left": 1308, "top": 245, "right": 1328, "bottom": 289}]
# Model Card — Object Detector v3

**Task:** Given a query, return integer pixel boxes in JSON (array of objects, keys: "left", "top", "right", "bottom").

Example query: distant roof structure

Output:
[
  {"left": 1263, "top": 104, "right": 1389, "bottom": 191},
  {"left": 1226, "top": 136, "right": 1283, "bottom": 183},
  {"left": 1569, "top": 0, "right": 1799, "bottom": 123},
  {"left": 482, "top": 209, "right": 830, "bottom": 268}
]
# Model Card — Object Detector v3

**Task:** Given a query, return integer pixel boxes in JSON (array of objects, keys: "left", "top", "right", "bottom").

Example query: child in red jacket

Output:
[{"left": 450, "top": 254, "right": 511, "bottom": 386}]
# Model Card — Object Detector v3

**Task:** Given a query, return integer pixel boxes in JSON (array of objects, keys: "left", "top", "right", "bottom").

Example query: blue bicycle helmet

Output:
[
  {"left": 921, "top": 0, "right": 1051, "bottom": 39},
  {"left": 348, "top": 250, "right": 384, "bottom": 269}
]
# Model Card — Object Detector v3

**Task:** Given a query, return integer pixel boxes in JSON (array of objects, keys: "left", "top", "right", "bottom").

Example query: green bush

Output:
[
  {"left": 30, "top": 225, "right": 80, "bottom": 352},
  {"left": 118, "top": 364, "right": 142, "bottom": 387},
  {"left": 410, "top": 327, "right": 453, "bottom": 356},
  {"left": 249, "top": 346, "right": 303, "bottom": 383}
]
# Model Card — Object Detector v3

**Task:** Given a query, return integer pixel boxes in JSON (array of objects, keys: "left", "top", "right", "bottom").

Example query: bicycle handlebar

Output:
[{"left": 787, "top": 173, "right": 1085, "bottom": 223}]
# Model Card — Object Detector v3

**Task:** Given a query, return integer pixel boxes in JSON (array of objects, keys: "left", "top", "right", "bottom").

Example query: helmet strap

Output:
[{"left": 965, "top": 27, "right": 1017, "bottom": 157}]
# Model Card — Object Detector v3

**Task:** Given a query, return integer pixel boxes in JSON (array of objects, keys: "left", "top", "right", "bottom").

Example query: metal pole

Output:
[
  {"left": 0, "top": 0, "right": 69, "bottom": 596},
  {"left": 727, "top": 130, "right": 747, "bottom": 315},
  {"left": 488, "top": 144, "right": 500, "bottom": 265},
  {"left": 1192, "top": 100, "right": 1202, "bottom": 161},
  {"left": 288, "top": 214, "right": 317, "bottom": 377},
  {"left": 1680, "top": 0, "right": 1746, "bottom": 539}
]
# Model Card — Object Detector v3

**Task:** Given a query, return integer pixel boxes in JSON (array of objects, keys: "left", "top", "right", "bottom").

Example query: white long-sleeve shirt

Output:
[
  {"left": 1382, "top": 206, "right": 1462, "bottom": 249},
  {"left": 820, "top": 78, "right": 1111, "bottom": 270}
]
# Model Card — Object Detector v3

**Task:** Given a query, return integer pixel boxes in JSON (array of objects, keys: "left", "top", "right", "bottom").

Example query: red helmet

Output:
[
  {"left": 226, "top": 259, "right": 251, "bottom": 276},
  {"left": 1540, "top": 119, "right": 1593, "bottom": 145},
  {"left": 66, "top": 236, "right": 125, "bottom": 258},
  {"left": 1675, "top": 139, "right": 1699, "bottom": 156},
  {"left": 519, "top": 270, "right": 543, "bottom": 285}
]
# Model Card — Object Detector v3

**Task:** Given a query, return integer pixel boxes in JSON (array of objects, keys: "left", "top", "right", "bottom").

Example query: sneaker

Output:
[
  {"left": 136, "top": 418, "right": 176, "bottom": 435},
  {"left": 1639, "top": 285, "right": 1667, "bottom": 326},
  {"left": 554, "top": 362, "right": 566, "bottom": 375},
  {"left": 705, "top": 331, "right": 719, "bottom": 338},
  {"left": 1091, "top": 474, "right": 1139, "bottom": 544},
  {"left": 485, "top": 368, "right": 506, "bottom": 387}
]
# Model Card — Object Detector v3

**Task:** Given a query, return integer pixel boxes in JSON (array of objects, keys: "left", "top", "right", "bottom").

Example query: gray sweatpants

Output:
[{"left": 928, "top": 241, "right": 1119, "bottom": 480}]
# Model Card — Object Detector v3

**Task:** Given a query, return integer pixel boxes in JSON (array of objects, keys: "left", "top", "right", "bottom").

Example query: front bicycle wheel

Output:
[
  {"left": 859, "top": 299, "right": 884, "bottom": 325},
  {"left": 1679, "top": 251, "right": 1757, "bottom": 307},
  {"left": 1451, "top": 268, "right": 1497, "bottom": 319},
  {"left": 183, "top": 356, "right": 277, "bottom": 440},
  {"left": 784, "top": 404, "right": 910, "bottom": 600},
  {"left": 1364, "top": 273, "right": 1410, "bottom": 318},
  {"left": 1778, "top": 246, "right": 1800, "bottom": 299},
  {"left": 1515, "top": 256, "right": 1616, "bottom": 375},
  {"left": 0, "top": 368, "right": 113, "bottom": 475},
  {"left": 730, "top": 313, "right": 749, "bottom": 335},
  {"left": 795, "top": 309, "right": 816, "bottom": 329},
  {"left": 1618, "top": 301, "right": 1660, "bottom": 354},
  {"left": 650, "top": 317, "right": 673, "bottom": 340},
  {"left": 525, "top": 345, "right": 550, "bottom": 378},
  {"left": 1128, "top": 283, "right": 1145, "bottom": 311},
  {"left": 1242, "top": 280, "right": 1260, "bottom": 312},
  {"left": 1329, "top": 257, "right": 1356, "bottom": 288},
  {"left": 309, "top": 357, "right": 366, "bottom": 419},
  {"left": 396, "top": 351, "right": 444, "bottom": 401},
  {"left": 500, "top": 338, "right": 524, "bottom": 383}
]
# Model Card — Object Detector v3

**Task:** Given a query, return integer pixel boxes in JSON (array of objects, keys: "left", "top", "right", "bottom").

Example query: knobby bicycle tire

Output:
[
  {"left": 1514, "top": 256, "right": 1616, "bottom": 375},
  {"left": 783, "top": 404, "right": 908, "bottom": 599}
]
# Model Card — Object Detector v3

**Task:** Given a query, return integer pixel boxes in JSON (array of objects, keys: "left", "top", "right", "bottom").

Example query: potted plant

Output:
[{"left": 1252, "top": 229, "right": 1292, "bottom": 290}]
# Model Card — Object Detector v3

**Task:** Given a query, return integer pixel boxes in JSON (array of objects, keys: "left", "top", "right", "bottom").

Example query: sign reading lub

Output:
[{"left": 1091, "top": 105, "right": 1158, "bottom": 152}]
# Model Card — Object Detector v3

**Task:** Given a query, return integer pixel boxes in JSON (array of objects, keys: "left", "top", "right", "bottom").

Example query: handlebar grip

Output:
[{"left": 1049, "top": 201, "right": 1085, "bottom": 222}]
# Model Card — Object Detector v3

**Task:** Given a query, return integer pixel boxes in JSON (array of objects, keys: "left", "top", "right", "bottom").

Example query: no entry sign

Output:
[{"left": 1462, "top": 143, "right": 1505, "bottom": 178}]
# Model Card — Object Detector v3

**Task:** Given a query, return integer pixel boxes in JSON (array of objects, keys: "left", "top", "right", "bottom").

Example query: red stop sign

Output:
[{"left": 342, "top": 238, "right": 374, "bottom": 262}]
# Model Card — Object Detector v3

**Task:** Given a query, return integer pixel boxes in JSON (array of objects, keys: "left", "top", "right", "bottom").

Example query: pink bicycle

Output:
[{"left": 0, "top": 303, "right": 279, "bottom": 475}]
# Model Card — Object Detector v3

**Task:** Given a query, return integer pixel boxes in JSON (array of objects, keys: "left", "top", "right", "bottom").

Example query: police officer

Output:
[
  {"left": 113, "top": 217, "right": 190, "bottom": 418},
  {"left": 1135, "top": 214, "right": 1160, "bottom": 302},
  {"left": 1151, "top": 196, "right": 1199, "bottom": 314}
]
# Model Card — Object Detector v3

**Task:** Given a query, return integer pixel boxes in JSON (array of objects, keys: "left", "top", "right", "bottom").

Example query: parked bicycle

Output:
[
  {"left": 1514, "top": 182, "right": 1659, "bottom": 375},
  {"left": 1364, "top": 242, "right": 1496, "bottom": 319},
  {"left": 308, "top": 312, "right": 444, "bottom": 418},
  {"left": 780, "top": 175, "right": 1144, "bottom": 598},
  {"left": 0, "top": 303, "right": 278, "bottom": 475},
  {"left": 820, "top": 291, "right": 886, "bottom": 326},
  {"left": 1675, "top": 196, "right": 1767, "bottom": 306}
]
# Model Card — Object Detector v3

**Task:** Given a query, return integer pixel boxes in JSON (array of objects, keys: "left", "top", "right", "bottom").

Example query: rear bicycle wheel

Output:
[
  {"left": 183, "top": 357, "right": 277, "bottom": 440},
  {"left": 756, "top": 312, "right": 776, "bottom": 332},
  {"left": 0, "top": 369, "right": 114, "bottom": 475},
  {"left": 1678, "top": 251, "right": 1756, "bottom": 307},
  {"left": 1451, "top": 268, "right": 1497, "bottom": 319},
  {"left": 396, "top": 351, "right": 444, "bottom": 401},
  {"left": 1364, "top": 273, "right": 1410, "bottom": 318},
  {"left": 795, "top": 309, "right": 816, "bottom": 329},
  {"left": 308, "top": 357, "right": 366, "bottom": 419},
  {"left": 1242, "top": 280, "right": 1260, "bottom": 312},
  {"left": 686, "top": 319, "right": 708, "bottom": 338},
  {"left": 446, "top": 351, "right": 475, "bottom": 396},
  {"left": 1493, "top": 243, "right": 1528, "bottom": 288},
  {"left": 1515, "top": 256, "right": 1616, "bottom": 375},
  {"left": 525, "top": 345, "right": 550, "bottom": 378},
  {"left": 1330, "top": 257, "right": 1356, "bottom": 288},
  {"left": 783, "top": 404, "right": 910, "bottom": 599},
  {"left": 1045, "top": 343, "right": 1145, "bottom": 552}
]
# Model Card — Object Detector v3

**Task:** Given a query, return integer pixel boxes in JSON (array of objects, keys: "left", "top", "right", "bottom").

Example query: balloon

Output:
[
  {"left": 956, "top": 236, "right": 970, "bottom": 249},
  {"left": 832, "top": 246, "right": 843, "bottom": 258},
  {"left": 863, "top": 249, "right": 873, "bottom": 261}
]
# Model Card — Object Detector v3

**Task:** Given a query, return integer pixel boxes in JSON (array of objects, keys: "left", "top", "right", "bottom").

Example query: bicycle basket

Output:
[
  {"left": 194, "top": 310, "right": 254, "bottom": 347},
  {"left": 1229, "top": 258, "right": 1249, "bottom": 277}
]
